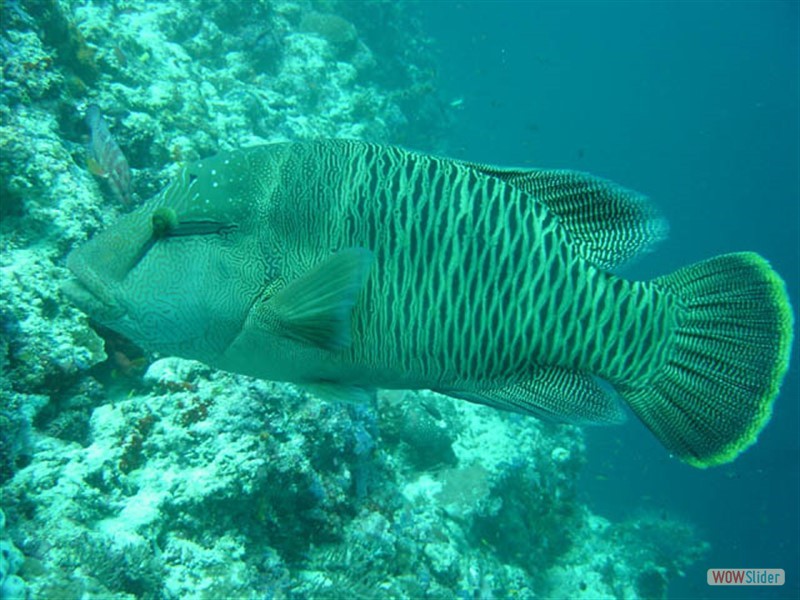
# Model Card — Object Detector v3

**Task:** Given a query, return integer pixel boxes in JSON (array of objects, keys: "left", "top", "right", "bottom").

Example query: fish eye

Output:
[
  {"left": 152, "top": 207, "right": 179, "bottom": 239},
  {"left": 152, "top": 211, "right": 237, "bottom": 238}
]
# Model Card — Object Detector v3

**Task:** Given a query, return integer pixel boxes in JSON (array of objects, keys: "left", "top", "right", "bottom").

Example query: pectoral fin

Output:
[{"left": 254, "top": 247, "right": 374, "bottom": 351}]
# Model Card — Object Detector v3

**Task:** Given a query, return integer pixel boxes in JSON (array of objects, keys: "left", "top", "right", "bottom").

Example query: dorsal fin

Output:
[{"left": 462, "top": 162, "right": 669, "bottom": 270}]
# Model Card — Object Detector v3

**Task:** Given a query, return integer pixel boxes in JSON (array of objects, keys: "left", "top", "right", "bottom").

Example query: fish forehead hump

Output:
[{"left": 163, "top": 145, "right": 290, "bottom": 221}]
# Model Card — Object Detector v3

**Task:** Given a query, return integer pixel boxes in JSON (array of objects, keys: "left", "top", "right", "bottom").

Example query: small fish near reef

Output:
[
  {"left": 85, "top": 104, "right": 132, "bottom": 206},
  {"left": 63, "top": 140, "right": 794, "bottom": 468}
]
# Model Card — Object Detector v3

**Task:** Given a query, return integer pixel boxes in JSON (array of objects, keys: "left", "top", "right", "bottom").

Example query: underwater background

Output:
[
  {"left": 424, "top": 2, "right": 799, "bottom": 599},
  {"left": 0, "top": 1, "right": 797, "bottom": 599}
]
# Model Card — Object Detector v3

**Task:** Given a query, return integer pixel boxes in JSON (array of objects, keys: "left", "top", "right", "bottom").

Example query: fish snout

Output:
[{"left": 63, "top": 252, "right": 126, "bottom": 322}]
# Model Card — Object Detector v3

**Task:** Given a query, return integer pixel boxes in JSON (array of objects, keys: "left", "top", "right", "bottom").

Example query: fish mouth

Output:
[
  {"left": 63, "top": 242, "right": 131, "bottom": 323},
  {"left": 61, "top": 273, "right": 126, "bottom": 323}
]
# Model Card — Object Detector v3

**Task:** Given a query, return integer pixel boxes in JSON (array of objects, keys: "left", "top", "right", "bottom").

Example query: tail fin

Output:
[{"left": 620, "top": 252, "right": 794, "bottom": 467}]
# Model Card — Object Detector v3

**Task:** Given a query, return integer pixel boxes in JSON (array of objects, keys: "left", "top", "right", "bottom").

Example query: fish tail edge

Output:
[{"left": 619, "top": 252, "right": 794, "bottom": 467}]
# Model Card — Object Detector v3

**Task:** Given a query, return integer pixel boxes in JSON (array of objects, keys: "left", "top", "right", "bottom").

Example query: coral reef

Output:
[
  {"left": 0, "top": 509, "right": 28, "bottom": 599},
  {"left": 0, "top": 0, "right": 706, "bottom": 597},
  {"left": 0, "top": 361, "right": 707, "bottom": 598}
]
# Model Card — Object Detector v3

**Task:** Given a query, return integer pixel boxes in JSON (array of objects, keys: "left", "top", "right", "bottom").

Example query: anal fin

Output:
[
  {"left": 303, "top": 382, "right": 374, "bottom": 405},
  {"left": 437, "top": 366, "right": 626, "bottom": 425}
]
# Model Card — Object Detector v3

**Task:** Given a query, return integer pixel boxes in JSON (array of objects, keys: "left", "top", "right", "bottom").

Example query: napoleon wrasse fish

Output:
[{"left": 63, "top": 140, "right": 794, "bottom": 467}]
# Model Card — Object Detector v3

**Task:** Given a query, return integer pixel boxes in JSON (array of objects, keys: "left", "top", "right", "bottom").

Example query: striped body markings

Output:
[{"left": 278, "top": 142, "right": 676, "bottom": 389}]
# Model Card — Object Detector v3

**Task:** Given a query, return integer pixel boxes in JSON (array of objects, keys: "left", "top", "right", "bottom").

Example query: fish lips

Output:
[
  {"left": 62, "top": 250, "right": 127, "bottom": 323},
  {"left": 61, "top": 276, "right": 126, "bottom": 323}
]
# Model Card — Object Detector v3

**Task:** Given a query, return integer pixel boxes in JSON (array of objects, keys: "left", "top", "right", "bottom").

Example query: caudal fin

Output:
[{"left": 620, "top": 252, "right": 793, "bottom": 467}]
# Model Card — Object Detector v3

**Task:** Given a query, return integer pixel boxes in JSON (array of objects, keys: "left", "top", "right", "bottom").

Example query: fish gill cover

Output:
[{"left": 0, "top": 0, "right": 716, "bottom": 598}]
